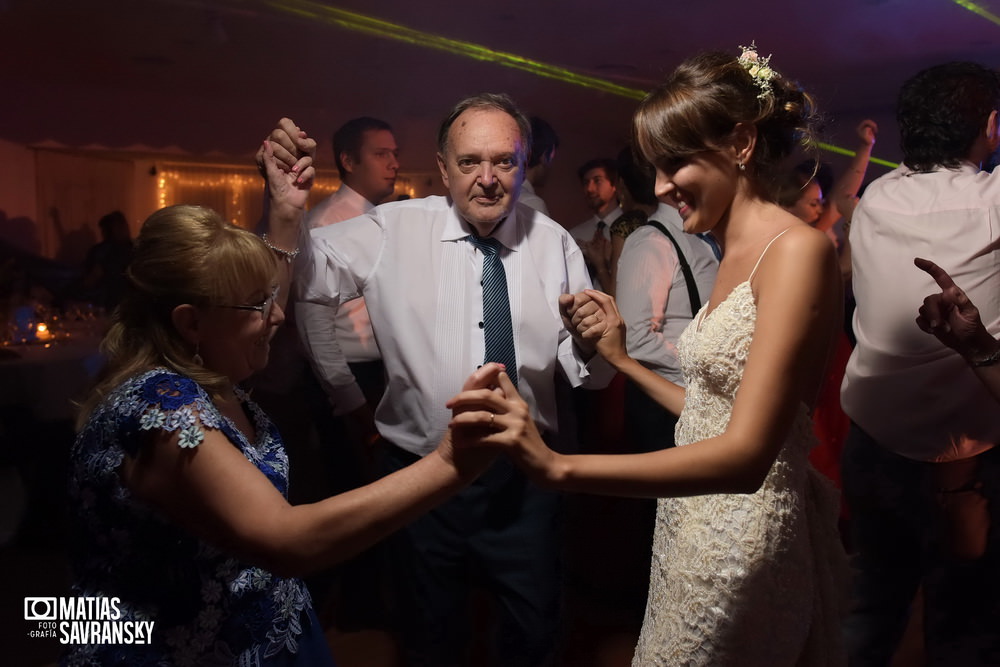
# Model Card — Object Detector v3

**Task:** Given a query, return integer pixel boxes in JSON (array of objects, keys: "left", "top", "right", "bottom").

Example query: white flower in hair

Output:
[{"left": 738, "top": 41, "right": 777, "bottom": 99}]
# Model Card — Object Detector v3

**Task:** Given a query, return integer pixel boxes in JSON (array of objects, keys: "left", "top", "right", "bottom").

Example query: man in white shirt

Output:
[
  {"left": 297, "top": 117, "right": 399, "bottom": 631},
  {"left": 307, "top": 116, "right": 400, "bottom": 229},
  {"left": 303, "top": 117, "right": 399, "bottom": 425},
  {"left": 841, "top": 61, "right": 1000, "bottom": 665},
  {"left": 296, "top": 94, "right": 613, "bottom": 666},
  {"left": 572, "top": 158, "right": 622, "bottom": 290},
  {"left": 519, "top": 116, "right": 558, "bottom": 216},
  {"left": 615, "top": 150, "right": 718, "bottom": 451}
]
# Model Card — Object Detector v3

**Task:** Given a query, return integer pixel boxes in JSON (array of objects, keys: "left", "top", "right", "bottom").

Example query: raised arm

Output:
[
  {"left": 828, "top": 119, "right": 878, "bottom": 227},
  {"left": 469, "top": 226, "right": 839, "bottom": 499},
  {"left": 257, "top": 119, "right": 316, "bottom": 312},
  {"left": 120, "top": 364, "right": 503, "bottom": 578},
  {"left": 915, "top": 257, "right": 1000, "bottom": 401}
]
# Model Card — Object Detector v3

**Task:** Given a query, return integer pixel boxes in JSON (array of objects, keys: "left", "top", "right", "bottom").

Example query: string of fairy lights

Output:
[{"left": 155, "top": 166, "right": 415, "bottom": 227}]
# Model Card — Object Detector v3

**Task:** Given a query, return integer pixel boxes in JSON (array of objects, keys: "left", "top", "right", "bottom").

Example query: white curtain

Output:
[{"left": 34, "top": 150, "right": 136, "bottom": 265}]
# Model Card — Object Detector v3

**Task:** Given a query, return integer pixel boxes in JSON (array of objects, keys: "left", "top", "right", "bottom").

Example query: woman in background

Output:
[{"left": 777, "top": 120, "right": 877, "bottom": 504}]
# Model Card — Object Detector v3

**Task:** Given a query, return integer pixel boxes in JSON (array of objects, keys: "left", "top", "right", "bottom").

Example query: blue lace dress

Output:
[{"left": 63, "top": 369, "right": 336, "bottom": 666}]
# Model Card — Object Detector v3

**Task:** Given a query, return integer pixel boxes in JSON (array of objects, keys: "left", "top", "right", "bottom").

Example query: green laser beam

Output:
[
  {"left": 952, "top": 0, "right": 1000, "bottom": 27},
  {"left": 816, "top": 142, "right": 898, "bottom": 169},
  {"left": 247, "top": 0, "right": 897, "bottom": 167},
  {"left": 258, "top": 0, "right": 647, "bottom": 99}
]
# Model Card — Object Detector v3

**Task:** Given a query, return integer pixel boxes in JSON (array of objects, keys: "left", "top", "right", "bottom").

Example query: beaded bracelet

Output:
[{"left": 261, "top": 233, "right": 300, "bottom": 264}]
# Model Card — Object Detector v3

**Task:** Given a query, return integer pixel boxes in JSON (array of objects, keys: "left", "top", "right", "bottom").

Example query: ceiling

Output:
[{"left": 2, "top": 0, "right": 999, "bottom": 209}]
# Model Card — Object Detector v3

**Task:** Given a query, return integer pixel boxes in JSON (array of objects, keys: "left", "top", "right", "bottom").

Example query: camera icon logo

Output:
[{"left": 24, "top": 597, "right": 57, "bottom": 621}]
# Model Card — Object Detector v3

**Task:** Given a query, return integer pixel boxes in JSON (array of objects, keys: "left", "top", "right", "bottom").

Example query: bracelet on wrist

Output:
[
  {"left": 968, "top": 344, "right": 1000, "bottom": 367},
  {"left": 261, "top": 233, "right": 300, "bottom": 264}
]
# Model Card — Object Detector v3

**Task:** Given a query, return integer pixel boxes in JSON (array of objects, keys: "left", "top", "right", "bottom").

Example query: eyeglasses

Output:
[{"left": 215, "top": 285, "right": 280, "bottom": 321}]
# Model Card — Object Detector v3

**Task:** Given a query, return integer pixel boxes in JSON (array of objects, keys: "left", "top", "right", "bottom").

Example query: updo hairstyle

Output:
[
  {"left": 77, "top": 205, "right": 277, "bottom": 426},
  {"left": 633, "top": 50, "right": 819, "bottom": 202}
]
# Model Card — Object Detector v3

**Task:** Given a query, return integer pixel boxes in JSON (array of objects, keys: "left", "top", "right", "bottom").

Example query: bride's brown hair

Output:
[{"left": 633, "top": 50, "right": 819, "bottom": 201}]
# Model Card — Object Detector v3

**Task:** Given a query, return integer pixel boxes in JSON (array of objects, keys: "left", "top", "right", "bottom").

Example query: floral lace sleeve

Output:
[
  {"left": 115, "top": 370, "right": 224, "bottom": 457},
  {"left": 67, "top": 369, "right": 320, "bottom": 666}
]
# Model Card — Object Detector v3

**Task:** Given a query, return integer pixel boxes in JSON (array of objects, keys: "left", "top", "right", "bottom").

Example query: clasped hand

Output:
[
  {"left": 256, "top": 118, "right": 317, "bottom": 212},
  {"left": 445, "top": 363, "right": 555, "bottom": 485},
  {"left": 558, "top": 289, "right": 628, "bottom": 366}
]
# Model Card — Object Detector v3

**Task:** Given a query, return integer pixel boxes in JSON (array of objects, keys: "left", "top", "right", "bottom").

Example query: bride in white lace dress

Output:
[{"left": 449, "top": 46, "right": 847, "bottom": 666}]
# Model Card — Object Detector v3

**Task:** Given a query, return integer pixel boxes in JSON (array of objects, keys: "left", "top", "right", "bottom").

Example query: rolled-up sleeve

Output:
[{"left": 296, "top": 214, "right": 382, "bottom": 415}]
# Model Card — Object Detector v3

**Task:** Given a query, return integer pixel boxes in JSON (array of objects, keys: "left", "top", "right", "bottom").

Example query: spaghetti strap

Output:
[{"left": 748, "top": 227, "right": 793, "bottom": 283}]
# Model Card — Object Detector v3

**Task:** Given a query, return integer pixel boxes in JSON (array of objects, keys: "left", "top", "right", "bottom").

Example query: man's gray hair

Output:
[{"left": 436, "top": 93, "right": 532, "bottom": 157}]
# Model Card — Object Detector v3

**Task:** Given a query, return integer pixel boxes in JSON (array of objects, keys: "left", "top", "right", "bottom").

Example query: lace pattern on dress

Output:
[
  {"left": 65, "top": 369, "right": 313, "bottom": 666},
  {"left": 632, "top": 281, "right": 847, "bottom": 667}
]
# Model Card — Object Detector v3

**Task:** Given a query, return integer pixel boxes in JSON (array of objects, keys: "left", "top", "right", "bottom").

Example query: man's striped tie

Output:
[{"left": 468, "top": 235, "right": 518, "bottom": 386}]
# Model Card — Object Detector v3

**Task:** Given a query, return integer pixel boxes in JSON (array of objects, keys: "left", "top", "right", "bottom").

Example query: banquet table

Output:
[
  {"left": 0, "top": 334, "right": 104, "bottom": 545},
  {"left": 0, "top": 335, "right": 104, "bottom": 422}
]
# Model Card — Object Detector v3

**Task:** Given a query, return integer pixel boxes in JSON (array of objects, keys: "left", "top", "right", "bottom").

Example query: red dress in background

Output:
[{"left": 810, "top": 330, "right": 852, "bottom": 516}]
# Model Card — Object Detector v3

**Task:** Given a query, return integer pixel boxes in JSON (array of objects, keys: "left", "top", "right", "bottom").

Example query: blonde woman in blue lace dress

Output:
[
  {"left": 449, "top": 48, "right": 848, "bottom": 666},
  {"left": 65, "top": 125, "right": 505, "bottom": 666}
]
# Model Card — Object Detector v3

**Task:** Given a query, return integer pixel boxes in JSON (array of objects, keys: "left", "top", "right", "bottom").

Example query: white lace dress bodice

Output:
[{"left": 632, "top": 281, "right": 847, "bottom": 667}]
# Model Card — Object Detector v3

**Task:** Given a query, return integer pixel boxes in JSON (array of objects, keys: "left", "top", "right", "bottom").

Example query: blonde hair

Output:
[
  {"left": 633, "top": 51, "right": 819, "bottom": 201},
  {"left": 76, "top": 205, "right": 277, "bottom": 429}
]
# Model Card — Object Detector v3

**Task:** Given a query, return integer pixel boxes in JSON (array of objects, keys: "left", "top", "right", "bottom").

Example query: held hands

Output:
[
  {"left": 436, "top": 363, "right": 507, "bottom": 479},
  {"left": 446, "top": 364, "right": 556, "bottom": 485},
  {"left": 256, "top": 117, "right": 317, "bottom": 178},
  {"left": 915, "top": 257, "right": 999, "bottom": 361},
  {"left": 558, "top": 289, "right": 628, "bottom": 366},
  {"left": 257, "top": 119, "right": 316, "bottom": 212}
]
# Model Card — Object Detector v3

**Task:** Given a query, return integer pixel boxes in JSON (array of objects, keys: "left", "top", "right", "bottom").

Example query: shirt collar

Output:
[
  {"left": 596, "top": 204, "right": 623, "bottom": 224},
  {"left": 440, "top": 198, "right": 521, "bottom": 252},
  {"left": 899, "top": 161, "right": 982, "bottom": 178}
]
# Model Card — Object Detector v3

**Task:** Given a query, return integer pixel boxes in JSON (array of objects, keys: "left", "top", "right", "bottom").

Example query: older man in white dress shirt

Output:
[{"left": 294, "top": 93, "right": 612, "bottom": 666}]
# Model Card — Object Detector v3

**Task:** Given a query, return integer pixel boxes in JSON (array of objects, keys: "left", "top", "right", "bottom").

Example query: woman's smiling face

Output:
[
  {"left": 654, "top": 151, "right": 740, "bottom": 234},
  {"left": 199, "top": 282, "right": 284, "bottom": 384}
]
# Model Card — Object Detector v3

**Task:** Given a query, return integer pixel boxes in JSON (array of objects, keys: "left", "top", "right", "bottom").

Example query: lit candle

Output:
[{"left": 36, "top": 323, "right": 53, "bottom": 342}]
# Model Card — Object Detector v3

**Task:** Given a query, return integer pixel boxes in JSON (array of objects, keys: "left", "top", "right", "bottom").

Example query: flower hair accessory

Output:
[{"left": 738, "top": 41, "right": 776, "bottom": 99}]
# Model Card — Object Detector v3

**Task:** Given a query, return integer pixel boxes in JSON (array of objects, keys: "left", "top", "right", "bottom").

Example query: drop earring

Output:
[{"left": 193, "top": 344, "right": 204, "bottom": 367}]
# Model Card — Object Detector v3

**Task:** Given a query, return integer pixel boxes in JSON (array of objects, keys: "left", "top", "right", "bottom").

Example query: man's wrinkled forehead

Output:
[{"left": 444, "top": 108, "right": 527, "bottom": 156}]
